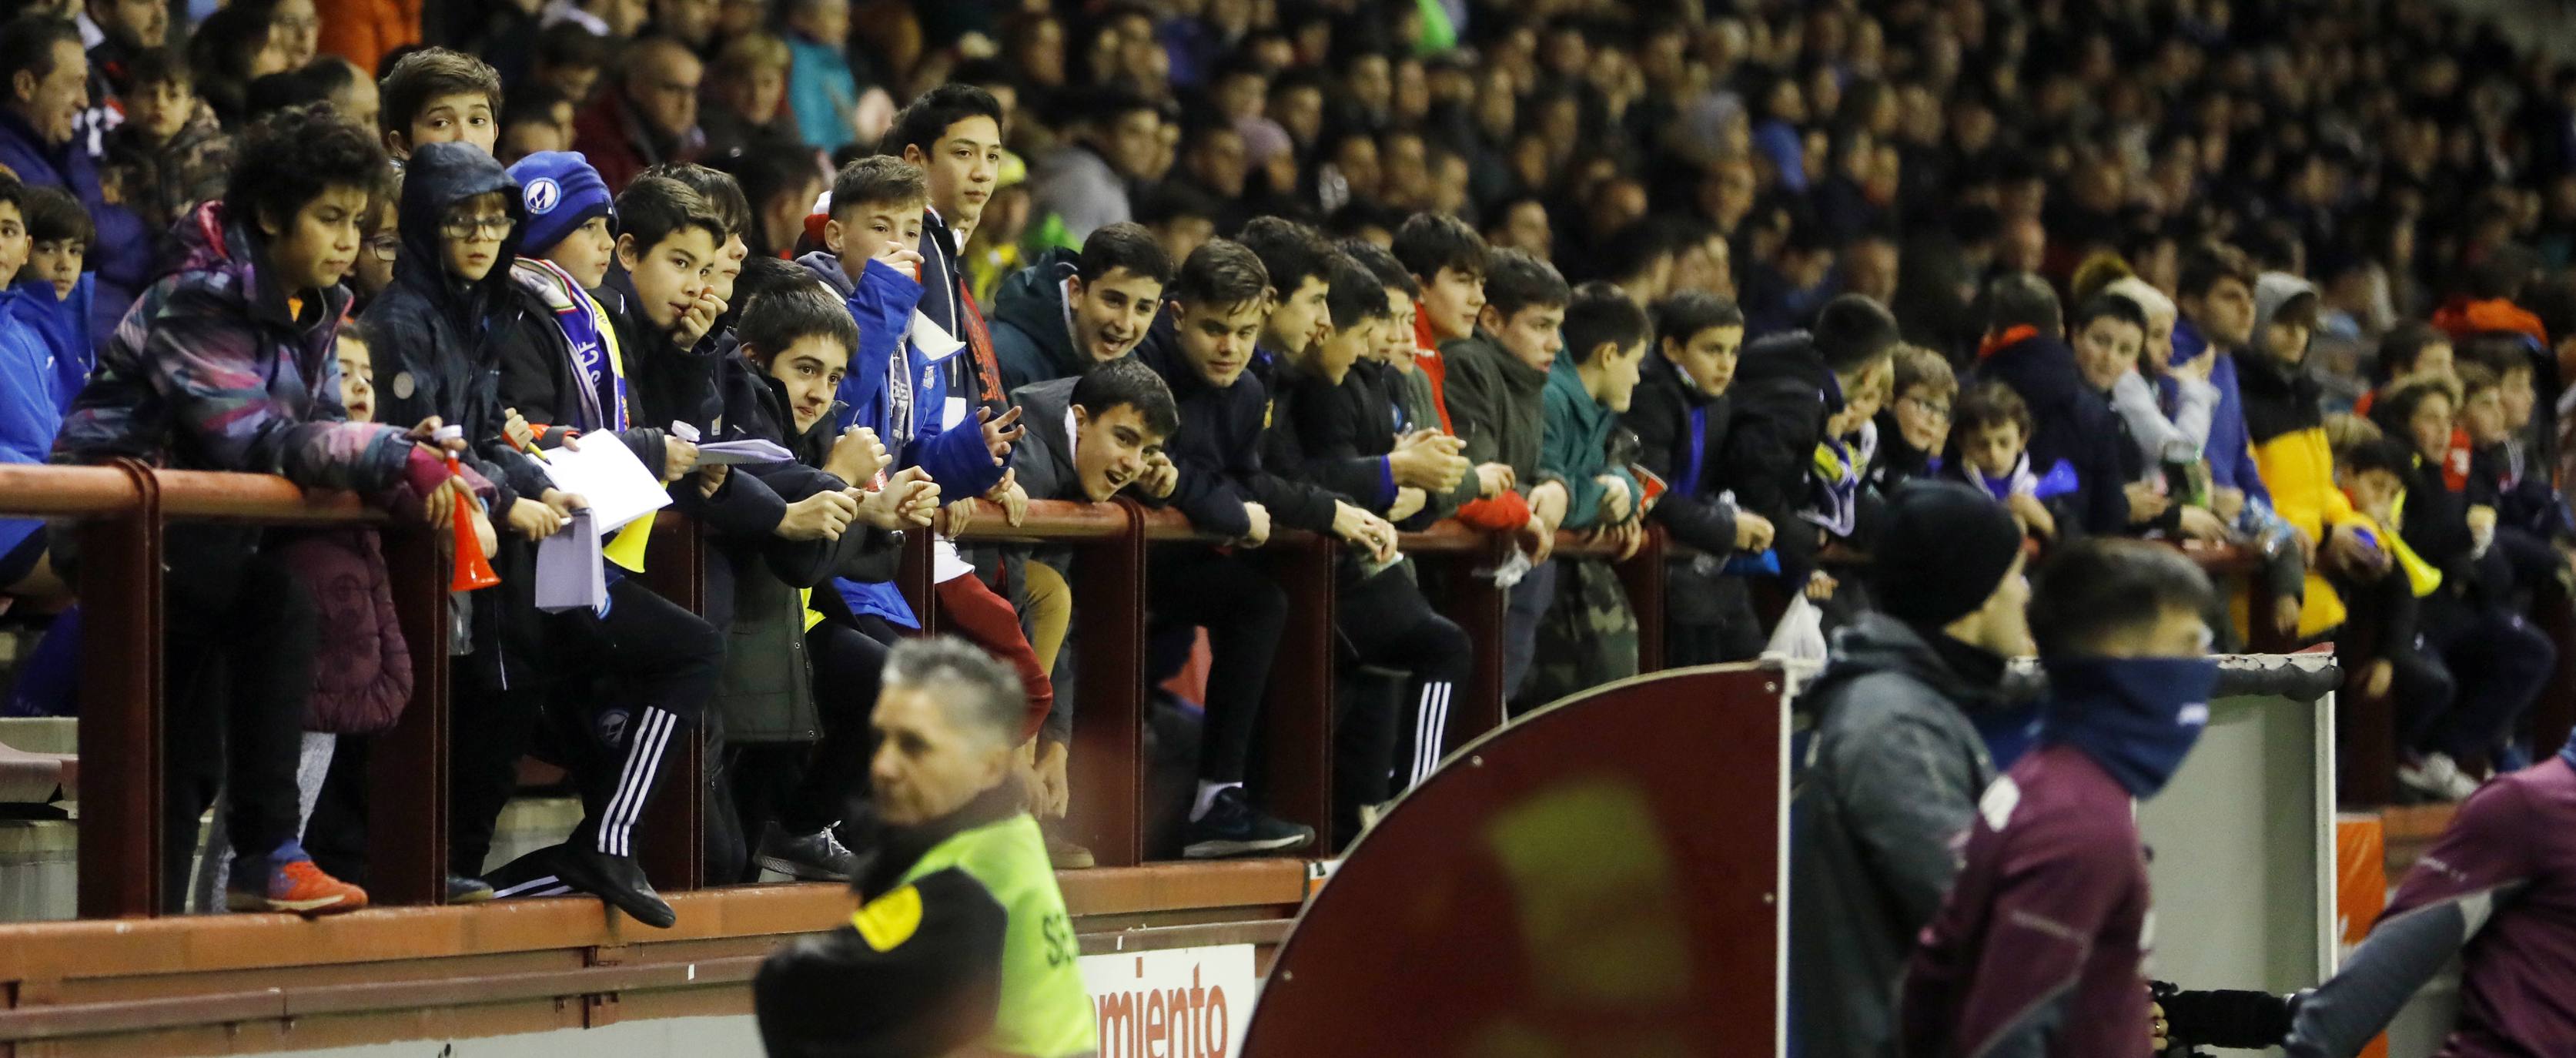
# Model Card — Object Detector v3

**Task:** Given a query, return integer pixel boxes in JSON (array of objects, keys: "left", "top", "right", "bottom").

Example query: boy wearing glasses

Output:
[{"left": 368, "top": 141, "right": 722, "bottom": 927}]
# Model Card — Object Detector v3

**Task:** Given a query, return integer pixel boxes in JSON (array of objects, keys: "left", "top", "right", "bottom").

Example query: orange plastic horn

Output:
[{"left": 438, "top": 427, "right": 500, "bottom": 591}]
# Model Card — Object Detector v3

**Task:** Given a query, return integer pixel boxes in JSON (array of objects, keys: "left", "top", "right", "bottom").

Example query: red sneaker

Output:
[{"left": 228, "top": 856, "right": 370, "bottom": 916}]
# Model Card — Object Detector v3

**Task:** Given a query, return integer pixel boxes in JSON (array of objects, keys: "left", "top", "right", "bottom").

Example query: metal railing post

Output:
[
  {"left": 1616, "top": 527, "right": 1669, "bottom": 673},
  {"left": 369, "top": 523, "right": 450, "bottom": 906},
  {"left": 1253, "top": 533, "right": 1336, "bottom": 849},
  {"left": 76, "top": 458, "right": 162, "bottom": 919},
  {"left": 1064, "top": 501, "right": 1150, "bottom": 867},
  {"left": 639, "top": 515, "right": 708, "bottom": 894}
]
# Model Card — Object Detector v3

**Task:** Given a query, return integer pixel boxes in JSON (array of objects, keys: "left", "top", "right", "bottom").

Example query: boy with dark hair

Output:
[
  {"left": 1718, "top": 293, "right": 1902, "bottom": 603},
  {"left": 376, "top": 46, "right": 501, "bottom": 161},
  {"left": 1875, "top": 343, "right": 1958, "bottom": 491},
  {"left": 1901, "top": 539, "right": 2219, "bottom": 1058},
  {"left": 17, "top": 182, "right": 89, "bottom": 303},
  {"left": 2173, "top": 245, "right": 2273, "bottom": 519},
  {"left": 1262, "top": 246, "right": 1471, "bottom": 837},
  {"left": 1972, "top": 272, "right": 2136, "bottom": 535},
  {"left": 372, "top": 141, "right": 720, "bottom": 926},
  {"left": 600, "top": 172, "right": 730, "bottom": 426},
  {"left": 105, "top": 46, "right": 229, "bottom": 233},
  {"left": 704, "top": 281, "right": 937, "bottom": 881},
  {"left": 1134, "top": 237, "right": 1318, "bottom": 857},
  {"left": 52, "top": 105, "right": 477, "bottom": 914},
  {"left": 1340, "top": 238, "right": 1480, "bottom": 526},
  {"left": 1136, "top": 182, "right": 1219, "bottom": 273},
  {"left": 1625, "top": 291, "right": 1768, "bottom": 665},
  {"left": 990, "top": 220, "right": 1171, "bottom": 390},
  {"left": 1524, "top": 283, "right": 1654, "bottom": 707},
  {"left": 1949, "top": 380, "right": 2064, "bottom": 542},
  {"left": 1444, "top": 246, "right": 1571, "bottom": 693},
  {"left": 0, "top": 174, "right": 91, "bottom": 605},
  {"left": 795, "top": 154, "right": 1056, "bottom": 785}
]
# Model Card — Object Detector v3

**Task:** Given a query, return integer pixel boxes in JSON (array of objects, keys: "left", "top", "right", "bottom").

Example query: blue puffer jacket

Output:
[{"left": 0, "top": 108, "right": 149, "bottom": 349}]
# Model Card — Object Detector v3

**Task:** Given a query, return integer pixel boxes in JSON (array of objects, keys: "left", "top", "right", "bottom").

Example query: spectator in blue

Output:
[{"left": 0, "top": 17, "right": 150, "bottom": 350}]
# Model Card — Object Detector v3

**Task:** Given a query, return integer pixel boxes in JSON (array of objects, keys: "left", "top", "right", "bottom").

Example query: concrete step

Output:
[{"left": 0, "top": 716, "right": 74, "bottom": 755}]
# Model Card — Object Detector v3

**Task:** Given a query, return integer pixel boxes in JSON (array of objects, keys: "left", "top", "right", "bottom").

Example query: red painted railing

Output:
[{"left": 1, "top": 462, "right": 2511, "bottom": 919}]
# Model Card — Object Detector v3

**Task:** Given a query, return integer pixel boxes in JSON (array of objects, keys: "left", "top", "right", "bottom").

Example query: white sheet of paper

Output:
[
  {"left": 931, "top": 536, "right": 973, "bottom": 583},
  {"left": 692, "top": 438, "right": 795, "bottom": 465},
  {"left": 909, "top": 310, "right": 964, "bottom": 361},
  {"left": 540, "top": 437, "right": 671, "bottom": 534},
  {"left": 535, "top": 510, "right": 607, "bottom": 613}
]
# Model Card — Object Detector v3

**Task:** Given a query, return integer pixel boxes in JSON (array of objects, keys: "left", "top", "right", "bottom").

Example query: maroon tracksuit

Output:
[{"left": 1899, "top": 743, "right": 2154, "bottom": 1058}]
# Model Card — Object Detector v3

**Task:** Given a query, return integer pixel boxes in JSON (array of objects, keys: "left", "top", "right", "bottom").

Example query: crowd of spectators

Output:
[{"left": 5, "top": 0, "right": 2576, "bottom": 1048}]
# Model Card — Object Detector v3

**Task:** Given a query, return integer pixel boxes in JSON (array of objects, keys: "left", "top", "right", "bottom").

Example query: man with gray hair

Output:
[{"left": 756, "top": 638, "right": 1096, "bottom": 1058}]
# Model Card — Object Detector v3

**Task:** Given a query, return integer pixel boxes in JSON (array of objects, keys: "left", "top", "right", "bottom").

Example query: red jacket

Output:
[{"left": 1413, "top": 310, "right": 1530, "bottom": 531}]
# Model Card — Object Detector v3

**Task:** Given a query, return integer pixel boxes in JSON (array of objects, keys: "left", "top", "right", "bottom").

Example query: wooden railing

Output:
[{"left": 2, "top": 462, "right": 2530, "bottom": 919}]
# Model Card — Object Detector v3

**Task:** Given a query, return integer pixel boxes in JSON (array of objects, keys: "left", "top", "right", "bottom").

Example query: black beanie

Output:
[{"left": 1871, "top": 480, "right": 2026, "bottom": 628}]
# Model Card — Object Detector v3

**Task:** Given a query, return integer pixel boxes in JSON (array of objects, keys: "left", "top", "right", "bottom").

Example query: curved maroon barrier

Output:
[{"left": 1244, "top": 664, "right": 1788, "bottom": 1057}]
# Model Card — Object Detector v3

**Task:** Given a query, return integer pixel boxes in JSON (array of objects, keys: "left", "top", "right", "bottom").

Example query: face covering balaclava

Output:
[{"left": 2039, "top": 655, "right": 2222, "bottom": 799}]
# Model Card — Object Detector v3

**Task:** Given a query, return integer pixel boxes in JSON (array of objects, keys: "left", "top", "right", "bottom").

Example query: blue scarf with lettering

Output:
[
  {"left": 2039, "top": 655, "right": 2220, "bottom": 799},
  {"left": 514, "top": 259, "right": 627, "bottom": 432}
]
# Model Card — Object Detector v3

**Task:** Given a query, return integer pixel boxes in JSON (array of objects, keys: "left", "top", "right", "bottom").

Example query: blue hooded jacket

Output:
[
  {"left": 794, "top": 249, "right": 1012, "bottom": 628},
  {"left": 0, "top": 275, "right": 94, "bottom": 557}
]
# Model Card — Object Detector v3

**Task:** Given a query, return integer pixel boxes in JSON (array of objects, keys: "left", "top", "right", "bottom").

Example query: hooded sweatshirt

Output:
[
  {"left": 0, "top": 275, "right": 92, "bottom": 560},
  {"left": 988, "top": 249, "right": 1089, "bottom": 393},
  {"left": 2239, "top": 272, "right": 2374, "bottom": 638},
  {"left": 366, "top": 141, "right": 556, "bottom": 515},
  {"left": 794, "top": 248, "right": 1010, "bottom": 628}
]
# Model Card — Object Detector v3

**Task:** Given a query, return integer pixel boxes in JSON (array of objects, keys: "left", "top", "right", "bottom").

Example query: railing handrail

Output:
[{"left": 0, "top": 460, "right": 2328, "bottom": 922}]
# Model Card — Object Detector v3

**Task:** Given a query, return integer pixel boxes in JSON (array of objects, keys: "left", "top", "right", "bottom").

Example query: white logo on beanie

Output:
[{"left": 524, "top": 178, "right": 562, "bottom": 216}]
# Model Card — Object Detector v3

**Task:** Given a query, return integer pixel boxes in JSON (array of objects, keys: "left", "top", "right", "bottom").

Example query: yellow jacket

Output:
[{"left": 2248, "top": 427, "right": 2377, "bottom": 638}]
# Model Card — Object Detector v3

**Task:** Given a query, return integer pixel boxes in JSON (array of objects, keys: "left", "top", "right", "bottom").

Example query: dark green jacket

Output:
[{"left": 1442, "top": 332, "right": 1556, "bottom": 497}]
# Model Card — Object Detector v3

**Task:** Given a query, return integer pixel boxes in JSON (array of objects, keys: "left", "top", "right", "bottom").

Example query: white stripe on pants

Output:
[{"left": 597, "top": 707, "right": 678, "bottom": 857}]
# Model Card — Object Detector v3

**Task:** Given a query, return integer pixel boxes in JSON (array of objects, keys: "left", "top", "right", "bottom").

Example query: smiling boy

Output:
[{"left": 990, "top": 220, "right": 1170, "bottom": 391}]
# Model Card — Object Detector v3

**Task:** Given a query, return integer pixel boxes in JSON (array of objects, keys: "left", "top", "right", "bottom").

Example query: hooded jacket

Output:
[
  {"left": 1975, "top": 331, "right": 2132, "bottom": 534},
  {"left": 795, "top": 249, "right": 1009, "bottom": 628},
  {"left": 366, "top": 141, "right": 556, "bottom": 515},
  {"left": 1715, "top": 330, "right": 1835, "bottom": 582},
  {"left": 989, "top": 250, "right": 1087, "bottom": 393},
  {"left": 2240, "top": 272, "right": 2373, "bottom": 638},
  {"left": 54, "top": 202, "right": 453, "bottom": 572},
  {"left": 1134, "top": 314, "right": 1337, "bottom": 538},
  {"left": 0, "top": 276, "right": 92, "bottom": 561},
  {"left": 1790, "top": 614, "right": 2012, "bottom": 1058},
  {"left": 1541, "top": 349, "right": 1642, "bottom": 533}
]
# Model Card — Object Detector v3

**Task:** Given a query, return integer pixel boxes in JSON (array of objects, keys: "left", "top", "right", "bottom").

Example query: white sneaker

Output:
[{"left": 2397, "top": 752, "right": 2483, "bottom": 801}]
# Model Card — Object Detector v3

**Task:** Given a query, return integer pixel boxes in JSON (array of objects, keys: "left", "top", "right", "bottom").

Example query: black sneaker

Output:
[
  {"left": 1182, "top": 787, "right": 1314, "bottom": 859},
  {"left": 551, "top": 845, "right": 677, "bottom": 929},
  {"left": 755, "top": 822, "right": 859, "bottom": 881}
]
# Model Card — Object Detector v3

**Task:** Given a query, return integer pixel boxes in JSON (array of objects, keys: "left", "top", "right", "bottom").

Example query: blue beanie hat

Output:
[{"left": 506, "top": 151, "right": 613, "bottom": 258}]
